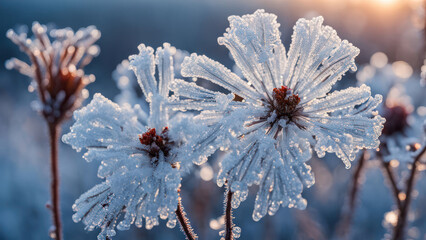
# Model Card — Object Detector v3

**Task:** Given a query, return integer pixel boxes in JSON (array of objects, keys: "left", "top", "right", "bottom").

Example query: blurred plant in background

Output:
[
  {"left": 337, "top": 52, "right": 426, "bottom": 240},
  {"left": 5, "top": 22, "right": 100, "bottom": 240}
]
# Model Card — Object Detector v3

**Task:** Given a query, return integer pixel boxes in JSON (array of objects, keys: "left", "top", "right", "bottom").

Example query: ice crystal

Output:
[
  {"left": 6, "top": 22, "right": 100, "bottom": 123},
  {"left": 63, "top": 43, "right": 202, "bottom": 239},
  {"left": 170, "top": 10, "right": 385, "bottom": 221}
]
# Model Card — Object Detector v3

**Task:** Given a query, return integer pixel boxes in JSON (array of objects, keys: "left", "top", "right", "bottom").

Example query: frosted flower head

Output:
[
  {"left": 63, "top": 43, "right": 198, "bottom": 239},
  {"left": 171, "top": 10, "right": 385, "bottom": 221},
  {"left": 357, "top": 54, "right": 426, "bottom": 163},
  {"left": 6, "top": 22, "right": 100, "bottom": 124}
]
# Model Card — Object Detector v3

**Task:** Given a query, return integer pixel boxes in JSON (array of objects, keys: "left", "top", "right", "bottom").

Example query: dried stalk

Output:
[
  {"left": 392, "top": 146, "right": 426, "bottom": 240},
  {"left": 379, "top": 153, "right": 403, "bottom": 209},
  {"left": 224, "top": 188, "right": 234, "bottom": 240},
  {"left": 176, "top": 193, "right": 198, "bottom": 240},
  {"left": 48, "top": 123, "right": 62, "bottom": 240},
  {"left": 337, "top": 150, "right": 367, "bottom": 238}
]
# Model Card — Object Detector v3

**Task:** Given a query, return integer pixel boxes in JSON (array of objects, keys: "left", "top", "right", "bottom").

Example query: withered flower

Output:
[
  {"left": 6, "top": 22, "right": 100, "bottom": 124},
  {"left": 6, "top": 22, "right": 100, "bottom": 240}
]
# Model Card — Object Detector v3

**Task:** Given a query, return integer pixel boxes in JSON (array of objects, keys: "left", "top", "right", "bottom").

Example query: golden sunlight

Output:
[{"left": 376, "top": 0, "right": 398, "bottom": 5}]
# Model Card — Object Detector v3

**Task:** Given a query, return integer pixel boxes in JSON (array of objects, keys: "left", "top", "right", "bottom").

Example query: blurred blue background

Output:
[{"left": 0, "top": 0, "right": 425, "bottom": 239}]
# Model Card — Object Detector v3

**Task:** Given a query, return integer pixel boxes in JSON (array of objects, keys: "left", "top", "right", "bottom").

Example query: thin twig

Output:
[
  {"left": 224, "top": 188, "right": 234, "bottom": 240},
  {"left": 379, "top": 153, "right": 403, "bottom": 209},
  {"left": 48, "top": 123, "right": 62, "bottom": 240},
  {"left": 337, "top": 150, "right": 367, "bottom": 238},
  {"left": 392, "top": 146, "right": 426, "bottom": 240},
  {"left": 175, "top": 193, "right": 198, "bottom": 240}
]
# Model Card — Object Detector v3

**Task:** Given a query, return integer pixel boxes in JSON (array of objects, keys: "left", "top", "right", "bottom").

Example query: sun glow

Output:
[{"left": 377, "top": 0, "right": 398, "bottom": 4}]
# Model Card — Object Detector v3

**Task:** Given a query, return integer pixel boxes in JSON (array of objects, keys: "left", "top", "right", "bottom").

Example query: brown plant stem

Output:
[
  {"left": 48, "top": 122, "right": 63, "bottom": 240},
  {"left": 225, "top": 188, "right": 234, "bottom": 240},
  {"left": 392, "top": 146, "right": 426, "bottom": 240},
  {"left": 338, "top": 150, "right": 367, "bottom": 238},
  {"left": 380, "top": 155, "right": 403, "bottom": 209},
  {"left": 175, "top": 194, "right": 197, "bottom": 240}
]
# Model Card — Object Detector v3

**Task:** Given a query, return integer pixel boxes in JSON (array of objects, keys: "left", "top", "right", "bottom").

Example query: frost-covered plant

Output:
[
  {"left": 338, "top": 53, "right": 426, "bottom": 238},
  {"left": 357, "top": 53, "right": 426, "bottom": 163},
  {"left": 6, "top": 23, "right": 100, "bottom": 124},
  {"left": 63, "top": 43, "right": 201, "bottom": 240},
  {"left": 353, "top": 53, "right": 426, "bottom": 240},
  {"left": 169, "top": 10, "right": 385, "bottom": 238},
  {"left": 386, "top": 121, "right": 426, "bottom": 240},
  {"left": 6, "top": 22, "right": 100, "bottom": 240}
]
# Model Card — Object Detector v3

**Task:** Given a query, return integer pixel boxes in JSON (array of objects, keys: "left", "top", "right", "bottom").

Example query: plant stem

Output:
[
  {"left": 175, "top": 194, "right": 197, "bottom": 240},
  {"left": 225, "top": 188, "right": 234, "bottom": 240},
  {"left": 338, "top": 150, "right": 367, "bottom": 238},
  {"left": 392, "top": 146, "right": 426, "bottom": 240},
  {"left": 48, "top": 122, "right": 62, "bottom": 240},
  {"left": 380, "top": 155, "right": 403, "bottom": 209}
]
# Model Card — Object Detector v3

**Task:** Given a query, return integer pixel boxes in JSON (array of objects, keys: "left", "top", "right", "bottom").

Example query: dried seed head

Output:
[{"left": 6, "top": 22, "right": 100, "bottom": 124}]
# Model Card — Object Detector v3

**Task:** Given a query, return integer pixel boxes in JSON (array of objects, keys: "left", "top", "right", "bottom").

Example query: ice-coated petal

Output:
[
  {"left": 62, "top": 93, "right": 144, "bottom": 176},
  {"left": 300, "top": 87, "right": 384, "bottom": 168},
  {"left": 283, "top": 17, "right": 360, "bottom": 104},
  {"left": 217, "top": 133, "right": 277, "bottom": 208},
  {"left": 181, "top": 54, "right": 258, "bottom": 100},
  {"left": 249, "top": 123, "right": 314, "bottom": 221},
  {"left": 218, "top": 9, "right": 286, "bottom": 93},
  {"left": 299, "top": 112, "right": 384, "bottom": 168},
  {"left": 114, "top": 47, "right": 187, "bottom": 107},
  {"left": 156, "top": 43, "right": 176, "bottom": 98},
  {"left": 253, "top": 158, "right": 307, "bottom": 221},
  {"left": 168, "top": 79, "right": 235, "bottom": 111},
  {"left": 302, "top": 84, "right": 372, "bottom": 114},
  {"left": 72, "top": 163, "right": 180, "bottom": 239},
  {"left": 218, "top": 128, "right": 309, "bottom": 221},
  {"left": 129, "top": 44, "right": 179, "bottom": 129},
  {"left": 278, "top": 124, "right": 315, "bottom": 188},
  {"left": 129, "top": 44, "right": 158, "bottom": 101},
  {"left": 170, "top": 79, "right": 225, "bottom": 101}
]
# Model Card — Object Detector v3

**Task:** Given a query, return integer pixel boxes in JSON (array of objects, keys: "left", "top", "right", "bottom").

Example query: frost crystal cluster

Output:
[
  {"left": 170, "top": 10, "right": 385, "bottom": 221},
  {"left": 63, "top": 43, "right": 203, "bottom": 239},
  {"left": 6, "top": 22, "right": 100, "bottom": 123}
]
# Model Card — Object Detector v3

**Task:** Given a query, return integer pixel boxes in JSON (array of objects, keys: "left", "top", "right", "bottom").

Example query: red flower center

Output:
[
  {"left": 139, "top": 127, "right": 171, "bottom": 159},
  {"left": 272, "top": 86, "right": 301, "bottom": 119}
]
